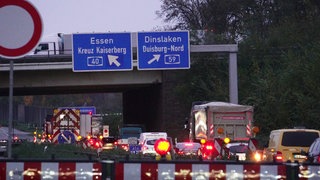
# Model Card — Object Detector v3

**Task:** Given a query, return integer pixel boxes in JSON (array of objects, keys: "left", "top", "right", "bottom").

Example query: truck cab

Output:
[
  {"left": 117, "top": 125, "right": 144, "bottom": 151},
  {"left": 33, "top": 34, "right": 63, "bottom": 55}
]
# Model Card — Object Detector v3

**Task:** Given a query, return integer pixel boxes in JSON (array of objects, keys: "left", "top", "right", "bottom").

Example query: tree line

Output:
[{"left": 158, "top": 0, "right": 320, "bottom": 141}]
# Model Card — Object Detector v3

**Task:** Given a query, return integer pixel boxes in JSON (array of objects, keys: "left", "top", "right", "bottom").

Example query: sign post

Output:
[{"left": 137, "top": 31, "right": 190, "bottom": 70}]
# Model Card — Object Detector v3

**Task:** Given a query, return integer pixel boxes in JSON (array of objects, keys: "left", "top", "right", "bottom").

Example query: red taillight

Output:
[
  {"left": 120, "top": 144, "right": 129, "bottom": 151},
  {"left": 94, "top": 141, "right": 101, "bottom": 148},
  {"left": 274, "top": 151, "right": 283, "bottom": 162},
  {"left": 142, "top": 146, "right": 148, "bottom": 151},
  {"left": 201, "top": 141, "right": 219, "bottom": 158},
  {"left": 89, "top": 139, "right": 94, "bottom": 145},
  {"left": 178, "top": 151, "right": 184, "bottom": 155}
]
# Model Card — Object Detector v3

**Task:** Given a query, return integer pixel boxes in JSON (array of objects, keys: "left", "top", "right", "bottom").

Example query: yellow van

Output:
[{"left": 263, "top": 128, "right": 320, "bottom": 163}]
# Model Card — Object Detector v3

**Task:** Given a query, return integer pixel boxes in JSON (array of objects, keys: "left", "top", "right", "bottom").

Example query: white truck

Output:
[
  {"left": 30, "top": 33, "right": 72, "bottom": 55},
  {"left": 188, "top": 101, "right": 258, "bottom": 160}
]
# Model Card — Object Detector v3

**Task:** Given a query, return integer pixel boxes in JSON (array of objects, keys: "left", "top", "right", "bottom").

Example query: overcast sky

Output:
[{"left": 28, "top": 0, "right": 165, "bottom": 37}]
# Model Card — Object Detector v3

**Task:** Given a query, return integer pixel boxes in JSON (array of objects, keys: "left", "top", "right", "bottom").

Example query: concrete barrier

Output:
[
  {"left": 0, "top": 160, "right": 101, "bottom": 180},
  {"left": 115, "top": 161, "right": 286, "bottom": 179},
  {"left": 1, "top": 160, "right": 320, "bottom": 179},
  {"left": 114, "top": 161, "right": 320, "bottom": 180}
]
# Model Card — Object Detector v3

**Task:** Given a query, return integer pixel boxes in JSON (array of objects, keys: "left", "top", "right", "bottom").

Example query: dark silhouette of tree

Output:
[{"left": 158, "top": 0, "right": 320, "bottom": 142}]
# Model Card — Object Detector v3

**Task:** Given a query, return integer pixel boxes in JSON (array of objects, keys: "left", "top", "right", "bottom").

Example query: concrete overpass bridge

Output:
[{"left": 0, "top": 44, "right": 238, "bottom": 139}]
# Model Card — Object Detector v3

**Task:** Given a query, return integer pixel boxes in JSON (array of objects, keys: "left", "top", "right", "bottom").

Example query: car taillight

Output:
[
  {"left": 121, "top": 144, "right": 129, "bottom": 151},
  {"left": 89, "top": 139, "right": 94, "bottom": 145},
  {"left": 94, "top": 141, "right": 102, "bottom": 148},
  {"left": 274, "top": 151, "right": 283, "bottom": 162},
  {"left": 142, "top": 146, "right": 148, "bottom": 151}
]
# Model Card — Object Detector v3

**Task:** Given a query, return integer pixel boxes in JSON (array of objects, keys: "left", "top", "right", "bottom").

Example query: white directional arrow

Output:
[
  {"left": 61, "top": 133, "right": 71, "bottom": 143},
  {"left": 147, "top": 54, "right": 161, "bottom": 64},
  {"left": 108, "top": 55, "right": 121, "bottom": 67}
]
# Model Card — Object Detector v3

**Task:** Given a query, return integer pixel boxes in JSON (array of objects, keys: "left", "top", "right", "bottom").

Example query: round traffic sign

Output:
[
  {"left": 0, "top": 0, "right": 42, "bottom": 59},
  {"left": 58, "top": 130, "right": 76, "bottom": 144}
]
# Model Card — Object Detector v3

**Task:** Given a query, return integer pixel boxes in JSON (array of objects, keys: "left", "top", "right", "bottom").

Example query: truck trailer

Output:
[
  {"left": 44, "top": 107, "right": 102, "bottom": 144},
  {"left": 188, "top": 101, "right": 258, "bottom": 160}
]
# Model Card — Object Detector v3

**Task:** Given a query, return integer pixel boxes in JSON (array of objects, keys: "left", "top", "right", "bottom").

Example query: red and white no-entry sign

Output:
[
  {"left": 0, "top": 0, "right": 42, "bottom": 59},
  {"left": 103, "top": 125, "right": 109, "bottom": 137}
]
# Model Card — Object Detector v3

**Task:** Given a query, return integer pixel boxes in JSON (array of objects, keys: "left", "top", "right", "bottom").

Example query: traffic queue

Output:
[
  {"left": 28, "top": 103, "right": 320, "bottom": 165},
  {"left": 74, "top": 130, "right": 263, "bottom": 163},
  {"left": 4, "top": 103, "right": 320, "bottom": 179}
]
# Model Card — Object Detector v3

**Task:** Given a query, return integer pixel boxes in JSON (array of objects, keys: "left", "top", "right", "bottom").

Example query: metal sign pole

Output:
[{"left": 8, "top": 60, "right": 13, "bottom": 159}]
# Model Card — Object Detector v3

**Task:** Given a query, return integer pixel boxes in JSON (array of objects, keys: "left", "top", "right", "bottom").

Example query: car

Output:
[
  {"left": 141, "top": 137, "right": 175, "bottom": 157},
  {"left": 174, "top": 142, "right": 201, "bottom": 156},
  {"left": 101, "top": 136, "right": 116, "bottom": 150},
  {"left": 307, "top": 137, "right": 320, "bottom": 163},
  {"left": 226, "top": 142, "right": 249, "bottom": 161},
  {"left": 81, "top": 137, "right": 103, "bottom": 150},
  {"left": 141, "top": 139, "right": 158, "bottom": 155},
  {"left": 263, "top": 128, "right": 320, "bottom": 163}
]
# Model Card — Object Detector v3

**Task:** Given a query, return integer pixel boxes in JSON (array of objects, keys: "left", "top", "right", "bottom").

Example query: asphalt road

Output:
[{"left": 0, "top": 127, "right": 33, "bottom": 141}]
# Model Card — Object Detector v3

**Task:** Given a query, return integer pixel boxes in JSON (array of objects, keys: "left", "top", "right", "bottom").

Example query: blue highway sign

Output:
[
  {"left": 72, "top": 33, "right": 132, "bottom": 72},
  {"left": 58, "top": 106, "right": 96, "bottom": 114},
  {"left": 129, "top": 144, "right": 141, "bottom": 154},
  {"left": 137, "top": 31, "right": 190, "bottom": 70}
]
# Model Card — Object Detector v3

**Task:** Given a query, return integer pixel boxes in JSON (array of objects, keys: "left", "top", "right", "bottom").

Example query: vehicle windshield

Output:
[
  {"left": 120, "top": 128, "right": 142, "bottom": 138},
  {"left": 281, "top": 132, "right": 319, "bottom": 147},
  {"left": 146, "top": 139, "right": 157, "bottom": 145},
  {"left": 102, "top": 137, "right": 115, "bottom": 143},
  {"left": 35, "top": 43, "right": 48, "bottom": 53}
]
